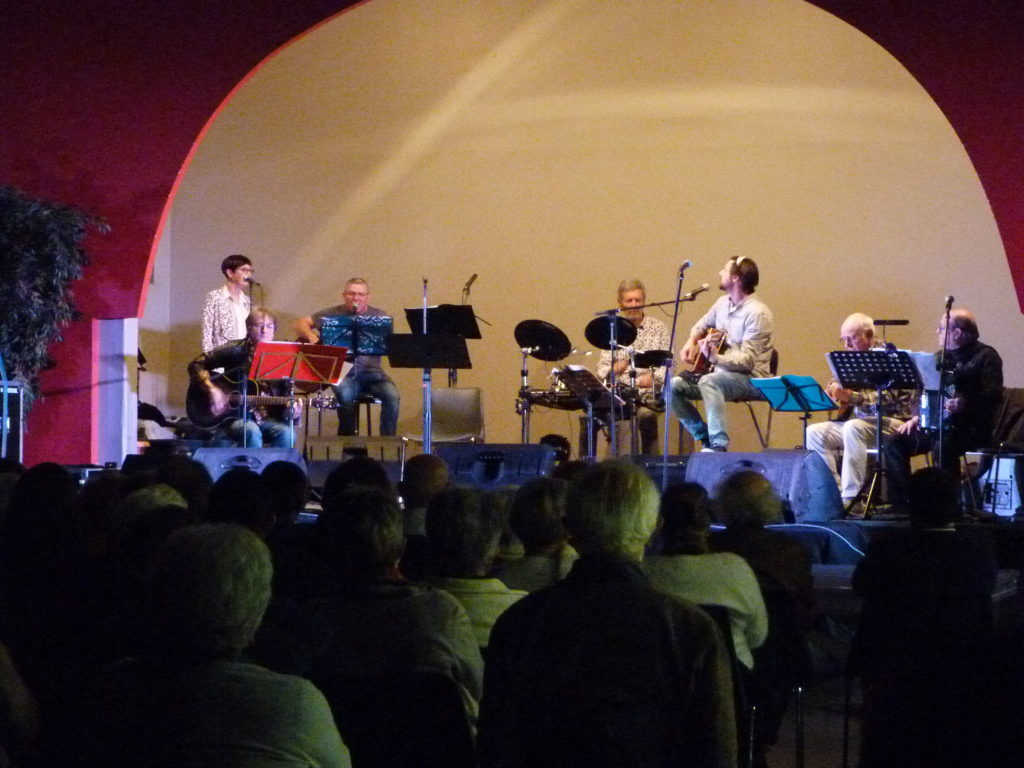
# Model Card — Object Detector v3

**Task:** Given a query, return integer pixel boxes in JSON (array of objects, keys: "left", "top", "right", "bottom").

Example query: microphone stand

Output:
[
  {"left": 421, "top": 279, "right": 432, "bottom": 454},
  {"left": 659, "top": 264, "right": 692, "bottom": 491},
  {"left": 937, "top": 298, "right": 953, "bottom": 468}
]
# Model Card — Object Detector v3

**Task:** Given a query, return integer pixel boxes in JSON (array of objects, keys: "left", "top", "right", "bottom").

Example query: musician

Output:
[
  {"left": 188, "top": 308, "right": 300, "bottom": 448},
  {"left": 201, "top": 254, "right": 253, "bottom": 353},
  {"left": 669, "top": 256, "right": 774, "bottom": 452},
  {"left": 294, "top": 278, "right": 400, "bottom": 436},
  {"left": 595, "top": 279, "right": 670, "bottom": 454},
  {"left": 805, "top": 314, "right": 917, "bottom": 514},
  {"left": 883, "top": 309, "right": 1003, "bottom": 508}
]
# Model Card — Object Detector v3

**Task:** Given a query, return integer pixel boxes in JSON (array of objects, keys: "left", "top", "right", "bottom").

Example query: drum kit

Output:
[{"left": 514, "top": 317, "right": 672, "bottom": 456}]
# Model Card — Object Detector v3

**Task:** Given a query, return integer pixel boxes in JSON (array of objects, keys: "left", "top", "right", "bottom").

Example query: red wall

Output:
[{"left": 1, "top": 0, "right": 1022, "bottom": 464}]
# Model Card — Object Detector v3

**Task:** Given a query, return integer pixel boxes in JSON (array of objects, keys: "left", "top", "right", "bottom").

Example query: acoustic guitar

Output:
[
  {"left": 186, "top": 374, "right": 299, "bottom": 430},
  {"left": 689, "top": 329, "right": 727, "bottom": 377}
]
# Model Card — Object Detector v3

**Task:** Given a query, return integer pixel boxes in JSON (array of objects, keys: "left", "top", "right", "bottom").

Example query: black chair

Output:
[
  {"left": 314, "top": 667, "right": 477, "bottom": 768},
  {"left": 700, "top": 603, "right": 757, "bottom": 768}
]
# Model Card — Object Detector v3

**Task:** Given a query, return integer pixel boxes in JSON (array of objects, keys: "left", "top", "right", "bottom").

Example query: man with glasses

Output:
[
  {"left": 188, "top": 308, "right": 300, "bottom": 447},
  {"left": 201, "top": 254, "right": 254, "bottom": 353},
  {"left": 806, "top": 313, "right": 917, "bottom": 517},
  {"left": 295, "top": 278, "right": 400, "bottom": 436}
]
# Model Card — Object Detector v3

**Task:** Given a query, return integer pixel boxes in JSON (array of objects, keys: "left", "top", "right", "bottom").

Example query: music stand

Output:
[
  {"left": 388, "top": 333, "right": 472, "bottom": 453},
  {"left": 557, "top": 365, "right": 624, "bottom": 460},
  {"left": 827, "top": 349, "right": 922, "bottom": 516},
  {"left": 249, "top": 341, "right": 351, "bottom": 448},
  {"left": 750, "top": 375, "right": 835, "bottom": 448},
  {"left": 406, "top": 304, "right": 482, "bottom": 387}
]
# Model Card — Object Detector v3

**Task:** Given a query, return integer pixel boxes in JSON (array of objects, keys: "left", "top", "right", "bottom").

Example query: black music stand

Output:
[
  {"left": 750, "top": 375, "right": 835, "bottom": 448},
  {"left": 388, "top": 333, "right": 472, "bottom": 453},
  {"left": 406, "top": 304, "right": 481, "bottom": 386},
  {"left": 827, "top": 349, "right": 921, "bottom": 516},
  {"left": 557, "top": 365, "right": 624, "bottom": 460}
]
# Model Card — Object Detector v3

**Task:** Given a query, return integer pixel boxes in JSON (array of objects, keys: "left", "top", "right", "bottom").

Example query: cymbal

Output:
[
  {"left": 584, "top": 315, "right": 637, "bottom": 351},
  {"left": 514, "top": 319, "right": 572, "bottom": 361},
  {"left": 635, "top": 349, "right": 672, "bottom": 368}
]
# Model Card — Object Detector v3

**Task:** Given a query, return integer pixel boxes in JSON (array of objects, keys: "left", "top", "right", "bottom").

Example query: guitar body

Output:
[
  {"left": 689, "top": 329, "right": 727, "bottom": 377},
  {"left": 187, "top": 374, "right": 296, "bottom": 430}
]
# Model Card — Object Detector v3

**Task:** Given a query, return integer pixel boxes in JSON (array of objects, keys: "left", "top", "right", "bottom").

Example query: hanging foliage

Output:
[{"left": 0, "top": 185, "right": 106, "bottom": 411}]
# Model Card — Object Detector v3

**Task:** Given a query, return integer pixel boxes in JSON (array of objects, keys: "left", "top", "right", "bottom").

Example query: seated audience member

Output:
[
  {"left": 306, "top": 487, "right": 483, "bottom": 718},
  {"left": 397, "top": 453, "right": 450, "bottom": 580},
  {"left": 494, "top": 477, "right": 577, "bottom": 593},
  {"left": 205, "top": 467, "right": 276, "bottom": 536},
  {"left": 710, "top": 471, "right": 816, "bottom": 628},
  {"left": 321, "top": 456, "right": 393, "bottom": 508},
  {"left": 477, "top": 460, "right": 736, "bottom": 768},
  {"left": 156, "top": 455, "right": 213, "bottom": 519},
  {"left": 646, "top": 482, "right": 768, "bottom": 671},
  {"left": 427, "top": 486, "right": 527, "bottom": 649},
  {"left": 261, "top": 459, "right": 313, "bottom": 598},
  {"left": 850, "top": 467, "right": 998, "bottom": 768},
  {"left": 78, "top": 524, "right": 350, "bottom": 767}
]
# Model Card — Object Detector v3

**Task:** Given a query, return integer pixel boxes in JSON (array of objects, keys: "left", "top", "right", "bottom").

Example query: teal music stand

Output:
[{"left": 750, "top": 375, "right": 835, "bottom": 448}]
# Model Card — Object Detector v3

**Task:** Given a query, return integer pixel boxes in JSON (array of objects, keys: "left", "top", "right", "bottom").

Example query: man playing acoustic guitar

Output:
[
  {"left": 187, "top": 307, "right": 301, "bottom": 448},
  {"left": 669, "top": 256, "right": 774, "bottom": 452}
]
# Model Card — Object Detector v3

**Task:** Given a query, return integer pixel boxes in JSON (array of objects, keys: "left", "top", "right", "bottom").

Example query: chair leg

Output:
[{"left": 745, "top": 401, "right": 771, "bottom": 449}]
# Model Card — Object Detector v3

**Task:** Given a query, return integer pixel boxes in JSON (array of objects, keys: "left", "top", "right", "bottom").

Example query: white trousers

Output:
[{"left": 806, "top": 417, "right": 903, "bottom": 500}]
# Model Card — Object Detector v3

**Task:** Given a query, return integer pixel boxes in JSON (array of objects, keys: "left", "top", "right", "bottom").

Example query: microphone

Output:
[
  {"left": 683, "top": 283, "right": 710, "bottom": 301},
  {"left": 874, "top": 319, "right": 909, "bottom": 326},
  {"left": 245, "top": 277, "right": 261, "bottom": 286},
  {"left": 679, "top": 260, "right": 693, "bottom": 275},
  {"left": 464, "top": 273, "right": 478, "bottom": 291},
  {"left": 944, "top": 295, "right": 954, "bottom": 312}
]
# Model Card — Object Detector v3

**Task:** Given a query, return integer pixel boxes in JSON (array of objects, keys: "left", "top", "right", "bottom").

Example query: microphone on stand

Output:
[
  {"left": 874, "top": 319, "right": 909, "bottom": 326},
  {"left": 944, "top": 295, "right": 954, "bottom": 312},
  {"left": 464, "top": 273, "right": 478, "bottom": 292},
  {"left": 682, "top": 283, "right": 711, "bottom": 301},
  {"left": 244, "top": 277, "right": 262, "bottom": 286},
  {"left": 679, "top": 260, "right": 693, "bottom": 276}
]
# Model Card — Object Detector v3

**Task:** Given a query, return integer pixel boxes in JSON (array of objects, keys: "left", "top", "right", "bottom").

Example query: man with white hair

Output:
[
  {"left": 477, "top": 460, "right": 736, "bottom": 768},
  {"left": 806, "top": 313, "right": 917, "bottom": 516}
]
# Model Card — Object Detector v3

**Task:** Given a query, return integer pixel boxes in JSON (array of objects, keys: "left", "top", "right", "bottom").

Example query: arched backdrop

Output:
[{"left": 2, "top": 0, "right": 1023, "bottom": 463}]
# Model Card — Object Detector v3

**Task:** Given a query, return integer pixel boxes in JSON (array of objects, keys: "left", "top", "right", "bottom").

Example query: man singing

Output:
[
  {"left": 670, "top": 256, "right": 774, "bottom": 452},
  {"left": 595, "top": 279, "right": 670, "bottom": 454},
  {"left": 294, "top": 278, "right": 400, "bottom": 436},
  {"left": 188, "top": 308, "right": 300, "bottom": 448},
  {"left": 806, "top": 313, "right": 916, "bottom": 517}
]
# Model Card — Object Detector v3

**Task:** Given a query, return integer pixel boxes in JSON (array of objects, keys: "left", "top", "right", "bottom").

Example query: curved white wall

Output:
[{"left": 145, "top": 0, "right": 1021, "bottom": 451}]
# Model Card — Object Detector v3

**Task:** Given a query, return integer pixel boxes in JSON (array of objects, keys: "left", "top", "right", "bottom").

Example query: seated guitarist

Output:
[
  {"left": 187, "top": 308, "right": 300, "bottom": 448},
  {"left": 669, "top": 256, "right": 774, "bottom": 452}
]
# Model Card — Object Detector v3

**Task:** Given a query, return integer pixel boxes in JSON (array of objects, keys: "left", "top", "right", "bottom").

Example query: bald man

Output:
[
  {"left": 806, "top": 314, "right": 916, "bottom": 516},
  {"left": 883, "top": 309, "right": 1003, "bottom": 510}
]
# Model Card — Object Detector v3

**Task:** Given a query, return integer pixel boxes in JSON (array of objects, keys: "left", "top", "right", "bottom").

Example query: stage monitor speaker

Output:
[
  {"left": 434, "top": 443, "right": 556, "bottom": 488},
  {"left": 685, "top": 449, "right": 842, "bottom": 523},
  {"left": 306, "top": 458, "right": 402, "bottom": 491},
  {"left": 629, "top": 455, "right": 690, "bottom": 489},
  {"left": 304, "top": 435, "right": 412, "bottom": 464},
  {"left": 192, "top": 447, "right": 306, "bottom": 483},
  {"left": 965, "top": 452, "right": 1022, "bottom": 518}
]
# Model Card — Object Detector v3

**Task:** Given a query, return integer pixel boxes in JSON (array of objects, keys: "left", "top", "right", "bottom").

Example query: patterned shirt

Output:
[
  {"left": 596, "top": 315, "right": 671, "bottom": 389},
  {"left": 201, "top": 285, "right": 250, "bottom": 353}
]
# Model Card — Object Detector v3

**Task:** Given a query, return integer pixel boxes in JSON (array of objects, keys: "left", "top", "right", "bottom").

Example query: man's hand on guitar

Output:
[
  {"left": 206, "top": 381, "right": 229, "bottom": 417},
  {"left": 825, "top": 380, "right": 852, "bottom": 406},
  {"left": 896, "top": 415, "right": 920, "bottom": 435},
  {"left": 680, "top": 337, "right": 700, "bottom": 365}
]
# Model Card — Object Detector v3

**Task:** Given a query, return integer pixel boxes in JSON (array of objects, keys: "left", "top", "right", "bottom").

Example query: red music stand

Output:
[{"left": 245, "top": 342, "right": 352, "bottom": 448}]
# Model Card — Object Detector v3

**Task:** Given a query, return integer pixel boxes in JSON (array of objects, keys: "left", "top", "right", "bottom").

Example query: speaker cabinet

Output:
[
  {"left": 434, "top": 443, "right": 556, "bottom": 488},
  {"left": 192, "top": 447, "right": 306, "bottom": 482},
  {"left": 685, "top": 449, "right": 843, "bottom": 523},
  {"left": 1, "top": 382, "right": 24, "bottom": 464}
]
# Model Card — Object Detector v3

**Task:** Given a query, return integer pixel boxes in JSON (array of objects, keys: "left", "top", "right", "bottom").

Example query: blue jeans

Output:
[
  {"left": 669, "top": 369, "right": 761, "bottom": 448},
  {"left": 216, "top": 417, "right": 293, "bottom": 448},
  {"left": 332, "top": 371, "right": 400, "bottom": 435}
]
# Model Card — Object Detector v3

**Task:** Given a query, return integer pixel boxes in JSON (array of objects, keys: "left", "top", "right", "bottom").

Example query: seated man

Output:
[
  {"left": 850, "top": 467, "right": 997, "bottom": 767},
  {"left": 427, "top": 486, "right": 527, "bottom": 649},
  {"left": 805, "top": 313, "right": 917, "bottom": 516},
  {"left": 187, "top": 307, "right": 300, "bottom": 448},
  {"left": 477, "top": 461, "right": 736, "bottom": 768},
  {"left": 883, "top": 309, "right": 1003, "bottom": 508},
  {"left": 78, "top": 523, "right": 350, "bottom": 767},
  {"left": 670, "top": 256, "right": 774, "bottom": 452},
  {"left": 294, "top": 277, "right": 400, "bottom": 436},
  {"left": 595, "top": 278, "right": 671, "bottom": 455},
  {"left": 645, "top": 481, "right": 768, "bottom": 672}
]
